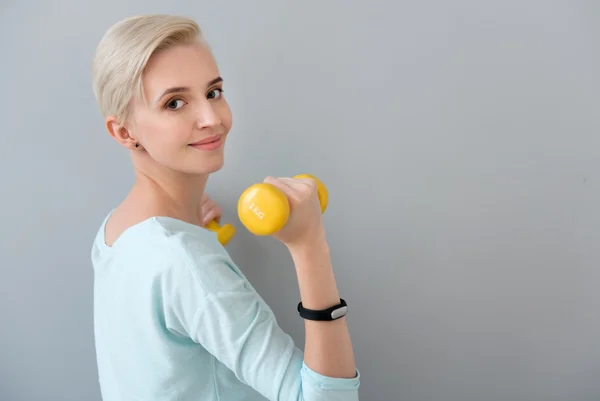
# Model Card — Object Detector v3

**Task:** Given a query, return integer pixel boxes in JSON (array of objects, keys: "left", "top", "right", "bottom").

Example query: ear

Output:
[{"left": 105, "top": 116, "right": 138, "bottom": 150}]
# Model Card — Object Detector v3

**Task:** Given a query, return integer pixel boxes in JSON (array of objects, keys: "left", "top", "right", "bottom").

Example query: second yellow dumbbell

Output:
[
  {"left": 205, "top": 220, "right": 236, "bottom": 246},
  {"left": 237, "top": 174, "right": 328, "bottom": 236}
]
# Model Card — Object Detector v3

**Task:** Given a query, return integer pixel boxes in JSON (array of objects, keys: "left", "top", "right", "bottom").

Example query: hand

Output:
[
  {"left": 200, "top": 193, "right": 223, "bottom": 227},
  {"left": 262, "top": 176, "right": 326, "bottom": 249}
]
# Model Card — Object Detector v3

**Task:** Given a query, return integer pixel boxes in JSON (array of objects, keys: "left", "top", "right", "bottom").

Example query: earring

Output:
[{"left": 135, "top": 143, "right": 139, "bottom": 148}]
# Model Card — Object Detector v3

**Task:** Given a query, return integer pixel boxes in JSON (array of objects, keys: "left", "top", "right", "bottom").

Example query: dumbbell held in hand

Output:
[
  {"left": 237, "top": 174, "right": 328, "bottom": 236},
  {"left": 205, "top": 220, "right": 236, "bottom": 246}
]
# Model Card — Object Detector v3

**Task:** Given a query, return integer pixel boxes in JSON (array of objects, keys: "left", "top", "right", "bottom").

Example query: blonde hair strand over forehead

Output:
[{"left": 91, "top": 14, "right": 204, "bottom": 124}]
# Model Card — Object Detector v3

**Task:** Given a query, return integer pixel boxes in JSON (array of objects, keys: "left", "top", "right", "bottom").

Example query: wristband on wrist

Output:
[{"left": 297, "top": 299, "right": 348, "bottom": 321}]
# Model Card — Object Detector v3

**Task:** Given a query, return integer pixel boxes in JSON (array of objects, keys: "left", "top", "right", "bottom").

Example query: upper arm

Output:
[
  {"left": 159, "top": 239, "right": 305, "bottom": 400},
  {"left": 160, "top": 235, "right": 360, "bottom": 401}
]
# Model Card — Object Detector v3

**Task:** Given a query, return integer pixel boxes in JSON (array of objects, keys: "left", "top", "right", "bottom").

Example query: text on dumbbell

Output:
[{"left": 248, "top": 203, "right": 265, "bottom": 219}]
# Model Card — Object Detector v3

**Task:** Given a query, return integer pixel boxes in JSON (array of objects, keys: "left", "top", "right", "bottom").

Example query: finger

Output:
[
  {"left": 263, "top": 176, "right": 295, "bottom": 193},
  {"left": 283, "top": 177, "right": 317, "bottom": 191},
  {"left": 266, "top": 176, "right": 311, "bottom": 192},
  {"left": 202, "top": 204, "right": 222, "bottom": 225},
  {"left": 201, "top": 200, "right": 213, "bottom": 217},
  {"left": 203, "top": 211, "right": 220, "bottom": 226},
  {"left": 201, "top": 198, "right": 216, "bottom": 212}
]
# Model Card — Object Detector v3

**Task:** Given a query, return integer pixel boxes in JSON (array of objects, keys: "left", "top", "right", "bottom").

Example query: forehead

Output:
[{"left": 142, "top": 43, "right": 219, "bottom": 94}]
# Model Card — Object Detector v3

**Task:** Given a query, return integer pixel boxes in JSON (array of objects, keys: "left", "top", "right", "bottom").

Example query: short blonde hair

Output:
[{"left": 92, "top": 15, "right": 203, "bottom": 123}]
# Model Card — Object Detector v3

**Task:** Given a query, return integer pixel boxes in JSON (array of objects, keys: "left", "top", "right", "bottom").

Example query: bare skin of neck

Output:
[{"left": 103, "top": 154, "right": 209, "bottom": 247}]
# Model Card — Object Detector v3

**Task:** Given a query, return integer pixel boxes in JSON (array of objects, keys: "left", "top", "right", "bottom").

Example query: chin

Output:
[
  {"left": 179, "top": 146, "right": 226, "bottom": 175},
  {"left": 195, "top": 155, "right": 225, "bottom": 175},
  {"left": 205, "top": 161, "right": 224, "bottom": 174}
]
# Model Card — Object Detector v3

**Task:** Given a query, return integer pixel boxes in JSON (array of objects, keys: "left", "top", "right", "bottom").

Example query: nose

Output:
[{"left": 195, "top": 101, "right": 221, "bottom": 129}]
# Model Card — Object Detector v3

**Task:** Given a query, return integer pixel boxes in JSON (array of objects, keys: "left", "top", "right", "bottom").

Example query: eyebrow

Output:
[{"left": 154, "top": 77, "right": 224, "bottom": 104}]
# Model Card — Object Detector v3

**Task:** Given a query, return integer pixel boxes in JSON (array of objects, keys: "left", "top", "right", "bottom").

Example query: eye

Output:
[
  {"left": 207, "top": 88, "right": 223, "bottom": 100},
  {"left": 166, "top": 98, "right": 186, "bottom": 110}
]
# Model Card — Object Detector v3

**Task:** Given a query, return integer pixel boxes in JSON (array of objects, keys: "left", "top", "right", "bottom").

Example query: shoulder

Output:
[
  {"left": 145, "top": 218, "right": 263, "bottom": 336},
  {"left": 147, "top": 217, "right": 252, "bottom": 296},
  {"left": 149, "top": 216, "right": 225, "bottom": 257},
  {"left": 93, "top": 213, "right": 252, "bottom": 299}
]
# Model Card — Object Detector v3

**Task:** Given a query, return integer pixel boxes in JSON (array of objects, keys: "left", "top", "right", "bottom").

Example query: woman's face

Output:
[{"left": 125, "top": 42, "right": 232, "bottom": 175}]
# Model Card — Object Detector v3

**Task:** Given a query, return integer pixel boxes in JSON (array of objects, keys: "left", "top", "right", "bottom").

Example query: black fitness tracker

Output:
[{"left": 297, "top": 299, "right": 348, "bottom": 321}]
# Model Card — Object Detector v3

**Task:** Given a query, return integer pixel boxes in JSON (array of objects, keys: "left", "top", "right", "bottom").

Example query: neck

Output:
[{"left": 131, "top": 164, "right": 209, "bottom": 227}]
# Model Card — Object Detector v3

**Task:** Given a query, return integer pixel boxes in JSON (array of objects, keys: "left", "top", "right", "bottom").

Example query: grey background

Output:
[{"left": 1, "top": 1, "right": 599, "bottom": 400}]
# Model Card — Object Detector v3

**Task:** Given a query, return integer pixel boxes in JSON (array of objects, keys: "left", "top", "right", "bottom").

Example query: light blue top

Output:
[{"left": 91, "top": 213, "right": 360, "bottom": 401}]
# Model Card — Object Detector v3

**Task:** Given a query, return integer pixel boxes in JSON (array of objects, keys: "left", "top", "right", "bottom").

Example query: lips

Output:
[
  {"left": 190, "top": 135, "right": 221, "bottom": 146},
  {"left": 188, "top": 134, "right": 224, "bottom": 151}
]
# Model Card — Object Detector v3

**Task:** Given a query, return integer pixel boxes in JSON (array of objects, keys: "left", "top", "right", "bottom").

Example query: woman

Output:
[{"left": 90, "top": 14, "right": 360, "bottom": 401}]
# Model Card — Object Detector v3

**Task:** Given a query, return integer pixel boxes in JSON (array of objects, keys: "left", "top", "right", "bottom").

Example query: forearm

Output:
[{"left": 288, "top": 231, "right": 357, "bottom": 379}]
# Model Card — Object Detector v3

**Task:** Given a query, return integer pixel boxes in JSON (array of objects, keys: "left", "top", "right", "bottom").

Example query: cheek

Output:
[{"left": 139, "top": 114, "right": 192, "bottom": 148}]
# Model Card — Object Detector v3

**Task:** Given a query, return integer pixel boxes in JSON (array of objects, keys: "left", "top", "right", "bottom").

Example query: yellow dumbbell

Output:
[
  {"left": 237, "top": 174, "right": 328, "bottom": 236},
  {"left": 205, "top": 220, "right": 236, "bottom": 246}
]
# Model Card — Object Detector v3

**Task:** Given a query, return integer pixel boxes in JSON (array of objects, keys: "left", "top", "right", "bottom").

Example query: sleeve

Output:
[{"left": 160, "top": 240, "right": 360, "bottom": 401}]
